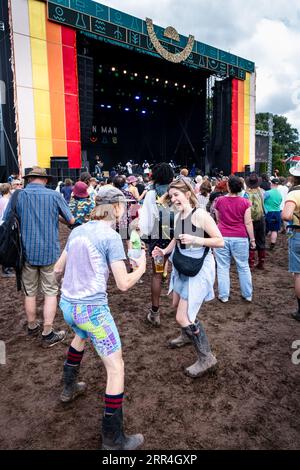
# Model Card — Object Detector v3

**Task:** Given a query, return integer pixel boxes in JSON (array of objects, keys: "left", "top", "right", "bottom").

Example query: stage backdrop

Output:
[
  {"left": 231, "top": 72, "right": 256, "bottom": 173},
  {"left": 9, "top": 0, "right": 256, "bottom": 172},
  {"left": 9, "top": 0, "right": 81, "bottom": 171}
]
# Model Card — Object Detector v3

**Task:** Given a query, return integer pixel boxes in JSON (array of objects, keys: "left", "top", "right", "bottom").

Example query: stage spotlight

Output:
[
  {"left": 123, "top": 70, "right": 127, "bottom": 74},
  {"left": 100, "top": 104, "right": 105, "bottom": 108},
  {"left": 165, "top": 80, "right": 168, "bottom": 84},
  {"left": 135, "top": 96, "right": 140, "bottom": 100},
  {"left": 141, "top": 110, "right": 147, "bottom": 114},
  {"left": 175, "top": 82, "right": 178, "bottom": 86},
  {"left": 124, "top": 107, "right": 130, "bottom": 111},
  {"left": 145, "top": 75, "right": 149, "bottom": 79},
  {"left": 156, "top": 78, "right": 159, "bottom": 82},
  {"left": 107, "top": 105, "right": 112, "bottom": 109},
  {"left": 134, "top": 73, "right": 138, "bottom": 77},
  {"left": 111, "top": 67, "right": 116, "bottom": 71},
  {"left": 183, "top": 84, "right": 186, "bottom": 88},
  {"left": 153, "top": 99, "right": 158, "bottom": 103}
]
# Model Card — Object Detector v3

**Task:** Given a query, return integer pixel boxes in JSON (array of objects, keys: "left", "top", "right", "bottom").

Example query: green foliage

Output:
[{"left": 256, "top": 113, "right": 300, "bottom": 175}]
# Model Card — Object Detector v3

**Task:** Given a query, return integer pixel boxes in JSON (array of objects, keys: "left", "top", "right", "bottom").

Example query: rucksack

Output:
[
  {"left": 245, "top": 190, "right": 264, "bottom": 221},
  {"left": 0, "top": 190, "right": 24, "bottom": 290}
]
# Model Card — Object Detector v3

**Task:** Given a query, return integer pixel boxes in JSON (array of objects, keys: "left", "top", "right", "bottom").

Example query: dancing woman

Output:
[{"left": 152, "top": 177, "right": 224, "bottom": 378}]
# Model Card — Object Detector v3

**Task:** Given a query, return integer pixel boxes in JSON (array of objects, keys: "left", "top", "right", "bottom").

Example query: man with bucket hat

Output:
[
  {"left": 3, "top": 166, "right": 75, "bottom": 346},
  {"left": 282, "top": 161, "right": 300, "bottom": 321}
]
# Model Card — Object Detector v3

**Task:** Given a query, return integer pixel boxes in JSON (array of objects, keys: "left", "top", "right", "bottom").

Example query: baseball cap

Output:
[{"left": 96, "top": 187, "right": 126, "bottom": 205}]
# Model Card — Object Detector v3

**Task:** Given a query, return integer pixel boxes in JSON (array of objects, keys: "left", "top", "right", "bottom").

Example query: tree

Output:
[{"left": 256, "top": 113, "right": 300, "bottom": 174}]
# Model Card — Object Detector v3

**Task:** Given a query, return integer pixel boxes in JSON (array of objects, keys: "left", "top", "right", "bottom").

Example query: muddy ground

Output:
[{"left": 0, "top": 227, "right": 299, "bottom": 450}]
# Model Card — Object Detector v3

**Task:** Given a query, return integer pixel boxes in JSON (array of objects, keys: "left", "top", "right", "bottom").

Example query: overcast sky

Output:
[{"left": 96, "top": 0, "right": 300, "bottom": 135}]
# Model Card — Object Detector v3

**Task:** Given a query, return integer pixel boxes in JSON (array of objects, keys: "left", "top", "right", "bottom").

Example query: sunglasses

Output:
[{"left": 173, "top": 175, "right": 194, "bottom": 189}]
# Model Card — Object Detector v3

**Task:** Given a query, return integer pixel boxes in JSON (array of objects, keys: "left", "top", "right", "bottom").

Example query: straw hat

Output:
[{"left": 23, "top": 166, "right": 52, "bottom": 182}]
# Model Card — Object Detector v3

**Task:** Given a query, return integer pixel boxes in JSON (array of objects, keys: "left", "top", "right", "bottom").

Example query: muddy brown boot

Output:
[
  {"left": 249, "top": 249, "right": 255, "bottom": 269},
  {"left": 60, "top": 363, "right": 87, "bottom": 403},
  {"left": 169, "top": 329, "right": 191, "bottom": 348},
  {"left": 185, "top": 352, "right": 218, "bottom": 378},
  {"left": 256, "top": 249, "right": 265, "bottom": 270},
  {"left": 101, "top": 408, "right": 144, "bottom": 450},
  {"left": 146, "top": 308, "right": 160, "bottom": 327},
  {"left": 183, "top": 320, "right": 217, "bottom": 378}
]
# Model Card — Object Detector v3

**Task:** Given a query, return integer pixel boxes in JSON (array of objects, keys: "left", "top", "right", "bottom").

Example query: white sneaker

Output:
[
  {"left": 218, "top": 297, "right": 229, "bottom": 303},
  {"left": 244, "top": 297, "right": 252, "bottom": 302}
]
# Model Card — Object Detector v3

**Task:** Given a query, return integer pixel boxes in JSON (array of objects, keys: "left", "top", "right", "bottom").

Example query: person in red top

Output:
[{"left": 214, "top": 175, "right": 256, "bottom": 303}]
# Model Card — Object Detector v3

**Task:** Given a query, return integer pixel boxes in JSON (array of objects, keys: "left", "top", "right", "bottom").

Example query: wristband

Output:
[{"left": 250, "top": 239, "right": 255, "bottom": 242}]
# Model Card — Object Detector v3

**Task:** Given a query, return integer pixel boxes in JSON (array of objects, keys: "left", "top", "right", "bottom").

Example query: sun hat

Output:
[
  {"left": 289, "top": 162, "right": 300, "bottom": 176},
  {"left": 127, "top": 175, "right": 138, "bottom": 184},
  {"left": 23, "top": 166, "right": 52, "bottom": 182},
  {"left": 246, "top": 173, "right": 259, "bottom": 189},
  {"left": 73, "top": 181, "right": 89, "bottom": 198},
  {"left": 96, "top": 187, "right": 126, "bottom": 205}
]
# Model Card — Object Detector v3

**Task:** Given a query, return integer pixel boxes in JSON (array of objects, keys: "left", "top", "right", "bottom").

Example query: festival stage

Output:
[{"left": 3, "top": 0, "right": 256, "bottom": 180}]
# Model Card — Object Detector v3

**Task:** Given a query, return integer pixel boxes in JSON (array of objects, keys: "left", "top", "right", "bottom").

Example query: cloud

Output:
[{"left": 96, "top": 1, "right": 300, "bottom": 134}]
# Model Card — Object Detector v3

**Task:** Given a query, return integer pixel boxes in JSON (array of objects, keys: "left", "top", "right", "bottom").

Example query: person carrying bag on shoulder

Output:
[{"left": 152, "top": 176, "right": 224, "bottom": 378}]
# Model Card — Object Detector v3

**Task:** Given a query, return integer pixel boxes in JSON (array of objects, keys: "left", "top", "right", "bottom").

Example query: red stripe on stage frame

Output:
[
  {"left": 61, "top": 27, "right": 76, "bottom": 47},
  {"left": 62, "top": 26, "right": 81, "bottom": 168},
  {"left": 231, "top": 79, "right": 239, "bottom": 173},
  {"left": 62, "top": 44, "right": 78, "bottom": 95},
  {"left": 67, "top": 142, "right": 82, "bottom": 168}
]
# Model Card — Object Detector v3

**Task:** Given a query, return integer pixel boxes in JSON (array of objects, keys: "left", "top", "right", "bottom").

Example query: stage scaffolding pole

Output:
[
  {"left": 255, "top": 114, "right": 274, "bottom": 176},
  {"left": 267, "top": 115, "right": 274, "bottom": 176}
]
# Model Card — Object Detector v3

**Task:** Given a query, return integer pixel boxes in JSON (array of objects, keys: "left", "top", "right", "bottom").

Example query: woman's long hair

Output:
[{"left": 161, "top": 177, "right": 199, "bottom": 209}]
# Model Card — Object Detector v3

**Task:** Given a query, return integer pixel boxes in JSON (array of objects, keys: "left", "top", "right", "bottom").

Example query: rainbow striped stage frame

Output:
[{"left": 9, "top": 0, "right": 256, "bottom": 173}]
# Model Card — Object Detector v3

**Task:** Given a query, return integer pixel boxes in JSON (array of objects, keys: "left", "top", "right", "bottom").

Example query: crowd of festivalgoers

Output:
[{"left": 1, "top": 160, "right": 300, "bottom": 450}]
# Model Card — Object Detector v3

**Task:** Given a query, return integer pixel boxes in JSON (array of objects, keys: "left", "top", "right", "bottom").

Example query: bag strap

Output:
[
  {"left": 175, "top": 242, "right": 210, "bottom": 259},
  {"left": 9, "top": 189, "right": 21, "bottom": 216}
]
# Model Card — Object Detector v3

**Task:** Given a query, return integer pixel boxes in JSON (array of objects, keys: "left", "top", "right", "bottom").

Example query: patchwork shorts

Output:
[{"left": 59, "top": 299, "right": 121, "bottom": 357}]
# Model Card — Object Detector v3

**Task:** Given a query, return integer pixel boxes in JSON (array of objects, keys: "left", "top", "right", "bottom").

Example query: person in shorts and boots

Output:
[
  {"left": 3, "top": 167, "right": 75, "bottom": 346},
  {"left": 55, "top": 187, "right": 146, "bottom": 449},
  {"left": 152, "top": 176, "right": 224, "bottom": 377}
]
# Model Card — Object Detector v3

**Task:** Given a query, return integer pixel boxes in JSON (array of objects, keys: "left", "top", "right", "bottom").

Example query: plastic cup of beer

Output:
[{"left": 154, "top": 254, "right": 164, "bottom": 273}]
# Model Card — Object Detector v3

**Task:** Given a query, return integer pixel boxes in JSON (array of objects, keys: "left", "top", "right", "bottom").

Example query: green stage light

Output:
[{"left": 115, "top": 73, "right": 119, "bottom": 77}]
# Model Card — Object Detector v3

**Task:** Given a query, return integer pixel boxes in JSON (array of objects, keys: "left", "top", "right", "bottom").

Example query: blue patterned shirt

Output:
[{"left": 5, "top": 183, "right": 73, "bottom": 266}]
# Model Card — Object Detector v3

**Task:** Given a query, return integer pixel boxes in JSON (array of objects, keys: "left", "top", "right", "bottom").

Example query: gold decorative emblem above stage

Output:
[{"left": 145, "top": 18, "right": 195, "bottom": 64}]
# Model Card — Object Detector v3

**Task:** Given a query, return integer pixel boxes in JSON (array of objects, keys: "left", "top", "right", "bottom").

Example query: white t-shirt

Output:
[
  {"left": 126, "top": 162, "right": 133, "bottom": 175},
  {"left": 278, "top": 184, "right": 289, "bottom": 210}
]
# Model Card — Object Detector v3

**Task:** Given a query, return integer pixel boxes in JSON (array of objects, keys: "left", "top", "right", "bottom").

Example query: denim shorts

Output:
[
  {"left": 59, "top": 299, "right": 121, "bottom": 357},
  {"left": 173, "top": 273, "right": 189, "bottom": 300},
  {"left": 265, "top": 211, "right": 281, "bottom": 232},
  {"left": 288, "top": 232, "right": 300, "bottom": 273}
]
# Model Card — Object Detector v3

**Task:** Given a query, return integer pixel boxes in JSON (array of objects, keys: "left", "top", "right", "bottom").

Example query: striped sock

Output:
[
  {"left": 104, "top": 392, "right": 124, "bottom": 416},
  {"left": 66, "top": 346, "right": 84, "bottom": 366}
]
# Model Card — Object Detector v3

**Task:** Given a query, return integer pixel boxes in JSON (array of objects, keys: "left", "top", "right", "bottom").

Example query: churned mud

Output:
[{"left": 0, "top": 227, "right": 299, "bottom": 450}]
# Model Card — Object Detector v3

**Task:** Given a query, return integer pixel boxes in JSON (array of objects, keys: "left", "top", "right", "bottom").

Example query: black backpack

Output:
[{"left": 0, "top": 190, "right": 24, "bottom": 290}]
